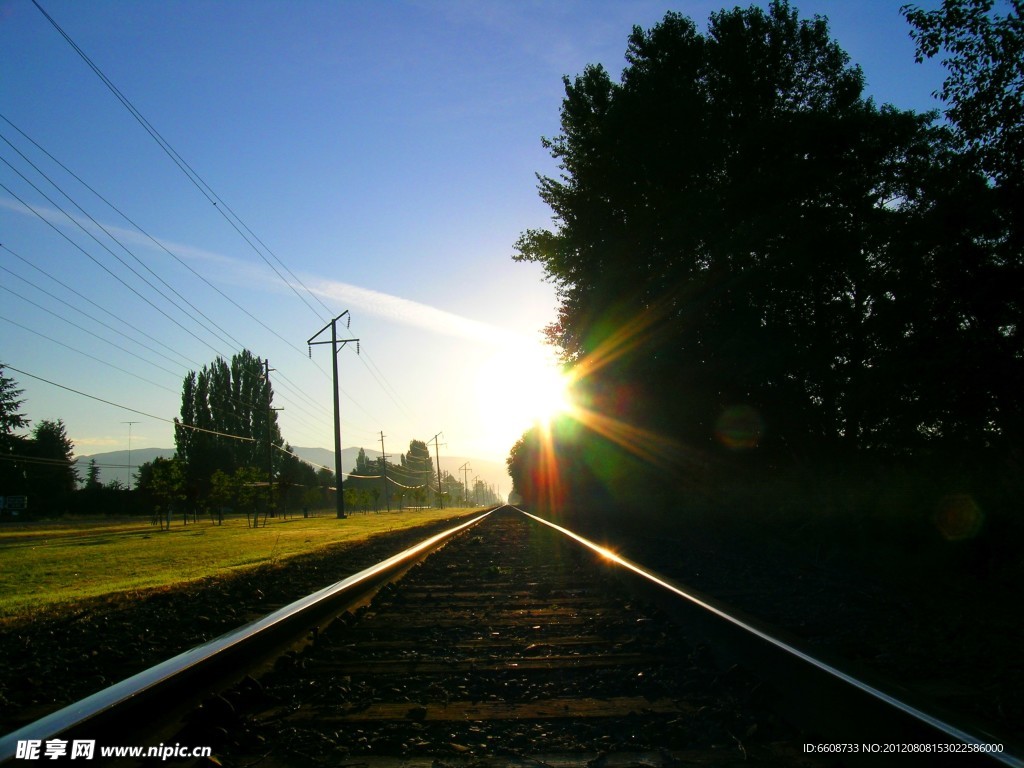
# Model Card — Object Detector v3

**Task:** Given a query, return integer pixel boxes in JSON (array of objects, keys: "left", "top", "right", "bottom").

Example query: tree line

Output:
[
  {"left": 2, "top": 351, "right": 498, "bottom": 522},
  {"left": 346, "top": 441, "right": 500, "bottom": 511},
  {"left": 146, "top": 349, "right": 350, "bottom": 526},
  {"left": 0, "top": 355, "right": 331, "bottom": 522},
  {"left": 0, "top": 364, "right": 81, "bottom": 517},
  {"left": 507, "top": 1, "right": 1022, "bottom": 560}
]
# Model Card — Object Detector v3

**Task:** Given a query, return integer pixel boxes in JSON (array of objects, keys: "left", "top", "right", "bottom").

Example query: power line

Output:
[
  {"left": 0, "top": 312, "right": 181, "bottom": 394},
  {"left": 0, "top": 132, "right": 247, "bottom": 353},
  {"left": 0, "top": 243, "right": 202, "bottom": 370},
  {"left": 0, "top": 113, "right": 334, "bottom": 368},
  {"left": 29, "top": 0, "right": 332, "bottom": 322},
  {"left": 4, "top": 364, "right": 256, "bottom": 443},
  {"left": 13, "top": 6, "right": 415, "bottom": 454},
  {"left": 0, "top": 453, "right": 77, "bottom": 467},
  {"left": 0, "top": 261, "right": 190, "bottom": 377},
  {"left": 0, "top": 118, "right": 361, "bottom": 453},
  {"left": 352, "top": 346, "right": 419, "bottom": 427},
  {"left": 0, "top": 177, "right": 231, "bottom": 360}
]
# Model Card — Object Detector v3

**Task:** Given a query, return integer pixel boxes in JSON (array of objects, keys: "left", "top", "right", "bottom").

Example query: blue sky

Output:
[{"left": 1, "top": 0, "right": 947, "bottom": 473}]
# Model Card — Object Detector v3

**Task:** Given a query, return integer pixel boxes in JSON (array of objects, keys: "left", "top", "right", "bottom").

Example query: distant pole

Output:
[
  {"left": 379, "top": 431, "right": 391, "bottom": 513},
  {"left": 307, "top": 311, "right": 359, "bottom": 520},
  {"left": 459, "top": 461, "right": 471, "bottom": 506},
  {"left": 432, "top": 432, "right": 444, "bottom": 509},
  {"left": 122, "top": 421, "right": 139, "bottom": 489},
  {"left": 473, "top": 475, "right": 480, "bottom": 505}
]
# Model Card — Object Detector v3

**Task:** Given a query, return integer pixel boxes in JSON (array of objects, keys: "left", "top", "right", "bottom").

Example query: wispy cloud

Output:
[
  {"left": 309, "top": 277, "right": 525, "bottom": 346},
  {"left": 2, "top": 194, "right": 532, "bottom": 350},
  {"left": 0, "top": 195, "right": 242, "bottom": 269}
]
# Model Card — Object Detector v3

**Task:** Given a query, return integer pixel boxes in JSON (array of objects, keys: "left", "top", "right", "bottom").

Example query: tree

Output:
[
  {"left": 401, "top": 440, "right": 433, "bottom": 492},
  {"left": 514, "top": 2, "right": 981, "bottom": 469},
  {"left": 277, "top": 444, "right": 318, "bottom": 515},
  {"left": 902, "top": 0, "right": 1024, "bottom": 453},
  {"left": 0, "top": 365, "right": 29, "bottom": 496},
  {"left": 136, "top": 457, "right": 185, "bottom": 529},
  {"left": 232, "top": 466, "right": 264, "bottom": 527},
  {"left": 175, "top": 350, "right": 284, "bottom": 505},
  {"left": 0, "top": 365, "right": 29, "bottom": 437},
  {"left": 903, "top": 0, "right": 1024, "bottom": 185},
  {"left": 208, "top": 469, "right": 233, "bottom": 524},
  {"left": 507, "top": 0, "right": 1024, "bottom": 528},
  {"left": 24, "top": 419, "right": 78, "bottom": 516},
  {"left": 84, "top": 459, "right": 102, "bottom": 491},
  {"left": 354, "top": 447, "right": 373, "bottom": 476}
]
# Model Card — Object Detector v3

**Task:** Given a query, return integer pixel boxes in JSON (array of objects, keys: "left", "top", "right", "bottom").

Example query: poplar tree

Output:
[{"left": 175, "top": 350, "right": 284, "bottom": 503}]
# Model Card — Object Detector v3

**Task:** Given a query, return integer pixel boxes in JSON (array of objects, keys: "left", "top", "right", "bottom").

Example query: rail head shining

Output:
[
  {"left": 0, "top": 509, "right": 494, "bottom": 763},
  {"left": 516, "top": 507, "right": 1022, "bottom": 768}
]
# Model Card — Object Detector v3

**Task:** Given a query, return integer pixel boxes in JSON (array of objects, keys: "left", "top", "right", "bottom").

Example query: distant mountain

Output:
[
  {"left": 75, "top": 448, "right": 174, "bottom": 488},
  {"left": 77, "top": 446, "right": 511, "bottom": 500}
]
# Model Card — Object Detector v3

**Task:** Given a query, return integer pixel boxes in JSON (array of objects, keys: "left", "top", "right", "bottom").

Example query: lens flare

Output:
[
  {"left": 714, "top": 405, "right": 764, "bottom": 450},
  {"left": 933, "top": 494, "right": 984, "bottom": 542}
]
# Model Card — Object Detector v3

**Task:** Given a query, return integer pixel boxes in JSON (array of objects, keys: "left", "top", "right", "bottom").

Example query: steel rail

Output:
[
  {"left": 0, "top": 509, "right": 495, "bottom": 763},
  {"left": 518, "top": 507, "right": 1022, "bottom": 768},
  {"left": 4, "top": 505, "right": 1019, "bottom": 766}
]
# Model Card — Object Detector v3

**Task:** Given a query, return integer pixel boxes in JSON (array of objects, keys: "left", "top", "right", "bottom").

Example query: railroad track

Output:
[{"left": 1, "top": 506, "right": 1019, "bottom": 766}]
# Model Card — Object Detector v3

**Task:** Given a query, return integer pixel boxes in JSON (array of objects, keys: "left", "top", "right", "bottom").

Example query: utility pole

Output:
[
  {"left": 432, "top": 432, "right": 444, "bottom": 509},
  {"left": 263, "top": 359, "right": 283, "bottom": 526},
  {"left": 473, "top": 475, "right": 480, "bottom": 505},
  {"left": 121, "top": 421, "right": 139, "bottom": 489},
  {"left": 308, "top": 311, "right": 359, "bottom": 520},
  {"left": 459, "top": 461, "right": 472, "bottom": 506},
  {"left": 379, "top": 431, "right": 391, "bottom": 513}
]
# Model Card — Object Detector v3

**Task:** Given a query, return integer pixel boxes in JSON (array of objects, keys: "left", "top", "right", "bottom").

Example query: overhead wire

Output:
[
  {"left": 0, "top": 243, "right": 202, "bottom": 370},
  {"left": 24, "top": 1, "right": 403, "bottom": 443},
  {"left": 0, "top": 177, "right": 231, "bottom": 360},
  {"left": 0, "top": 259, "right": 193, "bottom": 376},
  {"left": 30, "top": 0, "right": 331, "bottom": 323},
  {"left": 0, "top": 290, "right": 182, "bottom": 383},
  {"left": 3, "top": 52, "right": 387, "bottom": 444},
  {"left": 0, "top": 139, "right": 242, "bottom": 354},
  {"left": 352, "top": 348, "right": 419, "bottom": 427},
  {"left": 0, "top": 125, "right": 352, "bottom": 448},
  {"left": 16, "top": 2, "right": 428, "bottom": 459},
  {"left": 0, "top": 113, "right": 336, "bottom": 374},
  {"left": 362, "top": 348, "right": 416, "bottom": 417},
  {"left": 0, "top": 453, "right": 82, "bottom": 469},
  {"left": 271, "top": 368, "right": 334, "bottom": 417},
  {"left": 0, "top": 313, "right": 182, "bottom": 394},
  {"left": 4, "top": 364, "right": 257, "bottom": 443}
]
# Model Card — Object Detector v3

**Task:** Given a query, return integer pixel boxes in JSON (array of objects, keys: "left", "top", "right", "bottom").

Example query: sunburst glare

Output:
[{"left": 476, "top": 341, "right": 575, "bottom": 458}]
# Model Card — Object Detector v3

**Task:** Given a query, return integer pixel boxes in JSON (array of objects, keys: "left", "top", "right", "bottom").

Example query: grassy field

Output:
[{"left": 0, "top": 507, "right": 485, "bottom": 620}]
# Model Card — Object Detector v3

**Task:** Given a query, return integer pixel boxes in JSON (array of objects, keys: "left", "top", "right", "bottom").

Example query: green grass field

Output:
[{"left": 0, "top": 507, "right": 484, "bottom": 620}]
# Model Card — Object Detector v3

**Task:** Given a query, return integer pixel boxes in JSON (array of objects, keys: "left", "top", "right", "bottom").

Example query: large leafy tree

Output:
[
  {"left": 903, "top": 0, "right": 1024, "bottom": 186},
  {"left": 513, "top": 1, "right": 994, "bottom": 472},
  {"left": 902, "top": 0, "right": 1024, "bottom": 452}
]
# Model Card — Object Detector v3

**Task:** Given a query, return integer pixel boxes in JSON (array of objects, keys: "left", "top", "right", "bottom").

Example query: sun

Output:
[
  {"left": 524, "top": 359, "right": 573, "bottom": 425},
  {"left": 475, "top": 342, "right": 574, "bottom": 456}
]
